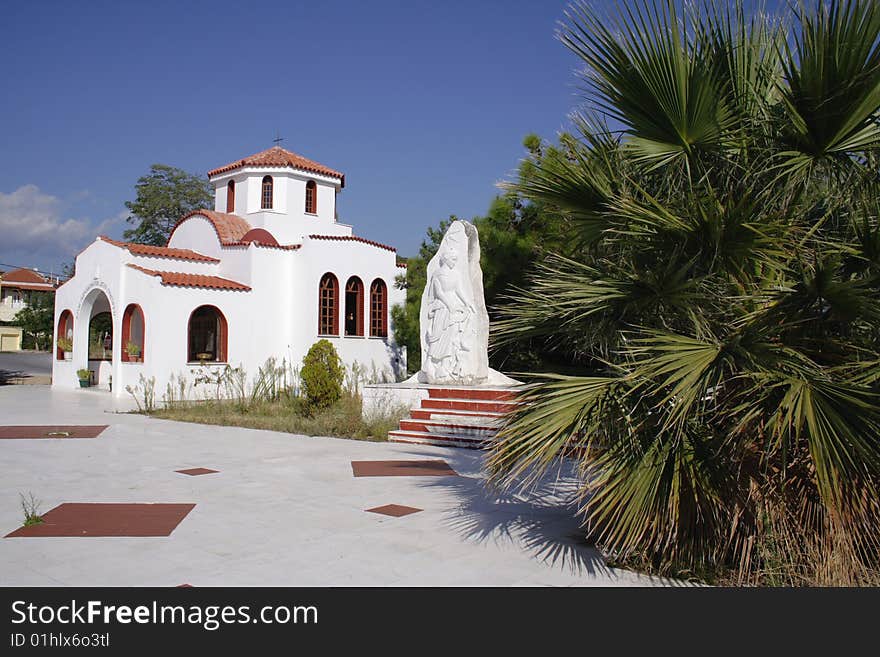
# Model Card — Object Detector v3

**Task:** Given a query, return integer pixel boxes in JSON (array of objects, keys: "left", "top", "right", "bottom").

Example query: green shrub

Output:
[{"left": 301, "top": 340, "right": 344, "bottom": 410}]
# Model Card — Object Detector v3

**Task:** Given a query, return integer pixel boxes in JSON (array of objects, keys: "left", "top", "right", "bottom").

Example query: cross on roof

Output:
[{"left": 273, "top": 131, "right": 284, "bottom": 146}]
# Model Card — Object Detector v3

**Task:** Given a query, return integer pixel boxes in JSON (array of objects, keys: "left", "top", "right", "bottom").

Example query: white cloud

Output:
[{"left": 0, "top": 184, "right": 126, "bottom": 271}]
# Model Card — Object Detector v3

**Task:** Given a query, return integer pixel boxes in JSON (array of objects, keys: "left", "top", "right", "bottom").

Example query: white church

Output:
[{"left": 52, "top": 145, "right": 407, "bottom": 397}]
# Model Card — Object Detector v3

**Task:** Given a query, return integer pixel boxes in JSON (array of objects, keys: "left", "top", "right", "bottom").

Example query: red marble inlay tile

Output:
[
  {"left": 351, "top": 460, "right": 459, "bottom": 477},
  {"left": 175, "top": 468, "right": 219, "bottom": 476},
  {"left": 365, "top": 504, "right": 422, "bottom": 517},
  {"left": 5, "top": 503, "right": 195, "bottom": 538},
  {"left": 0, "top": 425, "right": 108, "bottom": 439}
]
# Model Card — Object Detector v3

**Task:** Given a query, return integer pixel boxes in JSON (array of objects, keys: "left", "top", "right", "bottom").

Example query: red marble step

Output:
[
  {"left": 388, "top": 429, "right": 488, "bottom": 449},
  {"left": 420, "top": 398, "right": 517, "bottom": 413},
  {"left": 427, "top": 388, "right": 518, "bottom": 402},
  {"left": 410, "top": 408, "right": 506, "bottom": 421},
  {"left": 399, "top": 419, "right": 500, "bottom": 435}
]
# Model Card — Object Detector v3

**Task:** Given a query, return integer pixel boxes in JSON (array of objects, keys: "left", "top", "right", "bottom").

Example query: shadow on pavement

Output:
[
  {"left": 0, "top": 369, "right": 29, "bottom": 385},
  {"left": 401, "top": 447, "right": 615, "bottom": 580}
]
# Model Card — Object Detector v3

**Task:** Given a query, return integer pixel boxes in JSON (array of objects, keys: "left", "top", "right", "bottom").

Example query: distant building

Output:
[
  {"left": 52, "top": 145, "right": 407, "bottom": 396},
  {"left": 0, "top": 268, "right": 58, "bottom": 351}
]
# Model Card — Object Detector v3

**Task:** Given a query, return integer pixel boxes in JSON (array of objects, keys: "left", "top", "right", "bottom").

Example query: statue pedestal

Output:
[{"left": 362, "top": 377, "right": 523, "bottom": 449}]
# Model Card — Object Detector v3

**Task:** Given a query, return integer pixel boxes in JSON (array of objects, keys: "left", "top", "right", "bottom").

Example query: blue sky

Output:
[{"left": 0, "top": 0, "right": 584, "bottom": 275}]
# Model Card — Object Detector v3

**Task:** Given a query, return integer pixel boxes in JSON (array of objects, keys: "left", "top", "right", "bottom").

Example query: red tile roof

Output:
[
  {"left": 231, "top": 241, "right": 302, "bottom": 251},
  {"left": 208, "top": 146, "right": 345, "bottom": 185},
  {"left": 169, "top": 210, "right": 252, "bottom": 246},
  {"left": 99, "top": 236, "right": 219, "bottom": 263},
  {"left": 127, "top": 265, "right": 251, "bottom": 291},
  {"left": 308, "top": 234, "right": 397, "bottom": 253},
  {"left": 3, "top": 282, "right": 57, "bottom": 292},
  {"left": 1, "top": 268, "right": 51, "bottom": 284}
]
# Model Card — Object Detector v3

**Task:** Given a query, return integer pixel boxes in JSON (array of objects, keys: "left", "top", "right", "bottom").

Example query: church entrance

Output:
[
  {"left": 89, "top": 312, "right": 113, "bottom": 361},
  {"left": 79, "top": 288, "right": 114, "bottom": 388}
]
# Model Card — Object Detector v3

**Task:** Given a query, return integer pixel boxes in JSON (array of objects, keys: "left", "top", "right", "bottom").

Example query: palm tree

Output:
[{"left": 489, "top": 0, "right": 880, "bottom": 585}]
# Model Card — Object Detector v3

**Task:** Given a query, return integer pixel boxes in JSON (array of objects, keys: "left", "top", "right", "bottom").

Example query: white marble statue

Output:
[
  {"left": 415, "top": 220, "right": 515, "bottom": 386},
  {"left": 418, "top": 220, "right": 488, "bottom": 384}
]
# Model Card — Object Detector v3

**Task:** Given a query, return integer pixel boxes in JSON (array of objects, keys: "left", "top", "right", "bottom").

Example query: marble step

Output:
[
  {"left": 420, "top": 398, "right": 518, "bottom": 413},
  {"left": 409, "top": 408, "right": 506, "bottom": 421},
  {"left": 426, "top": 387, "right": 517, "bottom": 401},
  {"left": 388, "top": 429, "right": 488, "bottom": 449},
  {"left": 398, "top": 419, "right": 500, "bottom": 437}
]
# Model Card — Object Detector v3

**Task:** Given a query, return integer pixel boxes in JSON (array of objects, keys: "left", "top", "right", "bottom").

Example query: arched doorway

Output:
[
  {"left": 78, "top": 288, "right": 114, "bottom": 388},
  {"left": 89, "top": 312, "right": 113, "bottom": 361}
]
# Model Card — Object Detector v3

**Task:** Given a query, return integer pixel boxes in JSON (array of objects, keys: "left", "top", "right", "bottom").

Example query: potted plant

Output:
[
  {"left": 126, "top": 341, "right": 142, "bottom": 362},
  {"left": 76, "top": 369, "right": 91, "bottom": 388},
  {"left": 57, "top": 337, "right": 73, "bottom": 360}
]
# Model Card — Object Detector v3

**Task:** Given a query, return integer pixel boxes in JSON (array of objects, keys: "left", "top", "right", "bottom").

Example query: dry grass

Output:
[{"left": 148, "top": 393, "right": 404, "bottom": 442}]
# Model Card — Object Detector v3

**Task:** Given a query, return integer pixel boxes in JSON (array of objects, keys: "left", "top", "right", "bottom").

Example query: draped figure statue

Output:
[{"left": 417, "top": 220, "right": 490, "bottom": 385}]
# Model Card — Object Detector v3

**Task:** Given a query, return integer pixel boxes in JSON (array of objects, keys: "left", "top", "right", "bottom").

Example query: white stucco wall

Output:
[
  {"left": 213, "top": 174, "right": 247, "bottom": 214},
  {"left": 167, "top": 217, "right": 224, "bottom": 259}
]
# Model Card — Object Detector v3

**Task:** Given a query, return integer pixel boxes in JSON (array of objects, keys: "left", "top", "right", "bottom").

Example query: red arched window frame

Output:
[
  {"left": 56, "top": 310, "right": 73, "bottom": 360},
  {"left": 345, "top": 276, "right": 364, "bottom": 337},
  {"left": 187, "top": 305, "right": 228, "bottom": 362},
  {"left": 319, "top": 273, "right": 339, "bottom": 335},
  {"left": 369, "top": 279, "right": 387, "bottom": 337},
  {"left": 121, "top": 304, "right": 146, "bottom": 362},
  {"left": 305, "top": 180, "right": 317, "bottom": 214},
  {"left": 226, "top": 180, "right": 235, "bottom": 213},
  {"left": 261, "top": 176, "right": 273, "bottom": 209}
]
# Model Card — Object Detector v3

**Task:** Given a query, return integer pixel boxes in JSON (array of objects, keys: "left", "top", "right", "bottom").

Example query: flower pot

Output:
[
  {"left": 78, "top": 379, "right": 90, "bottom": 388},
  {"left": 63, "top": 352, "right": 72, "bottom": 361}
]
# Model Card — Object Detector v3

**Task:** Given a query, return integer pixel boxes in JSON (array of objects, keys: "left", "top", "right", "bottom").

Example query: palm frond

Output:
[
  {"left": 491, "top": 253, "right": 709, "bottom": 355},
  {"left": 767, "top": 375, "right": 880, "bottom": 504},
  {"left": 778, "top": 0, "right": 880, "bottom": 168},
  {"left": 560, "top": 0, "right": 736, "bottom": 169},
  {"left": 622, "top": 330, "right": 727, "bottom": 431},
  {"left": 513, "top": 130, "right": 617, "bottom": 247},
  {"left": 695, "top": 0, "right": 784, "bottom": 126},
  {"left": 487, "top": 374, "right": 628, "bottom": 488}
]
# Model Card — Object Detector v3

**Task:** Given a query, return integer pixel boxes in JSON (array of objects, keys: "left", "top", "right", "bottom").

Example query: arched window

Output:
[
  {"left": 226, "top": 180, "right": 235, "bottom": 213},
  {"left": 305, "top": 180, "right": 317, "bottom": 214},
  {"left": 261, "top": 176, "right": 273, "bottom": 209},
  {"left": 56, "top": 310, "right": 73, "bottom": 360},
  {"left": 121, "top": 304, "right": 145, "bottom": 362},
  {"left": 370, "top": 279, "right": 387, "bottom": 338},
  {"left": 188, "top": 306, "right": 228, "bottom": 362},
  {"left": 345, "top": 276, "right": 364, "bottom": 337},
  {"left": 319, "top": 273, "right": 338, "bottom": 335}
]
